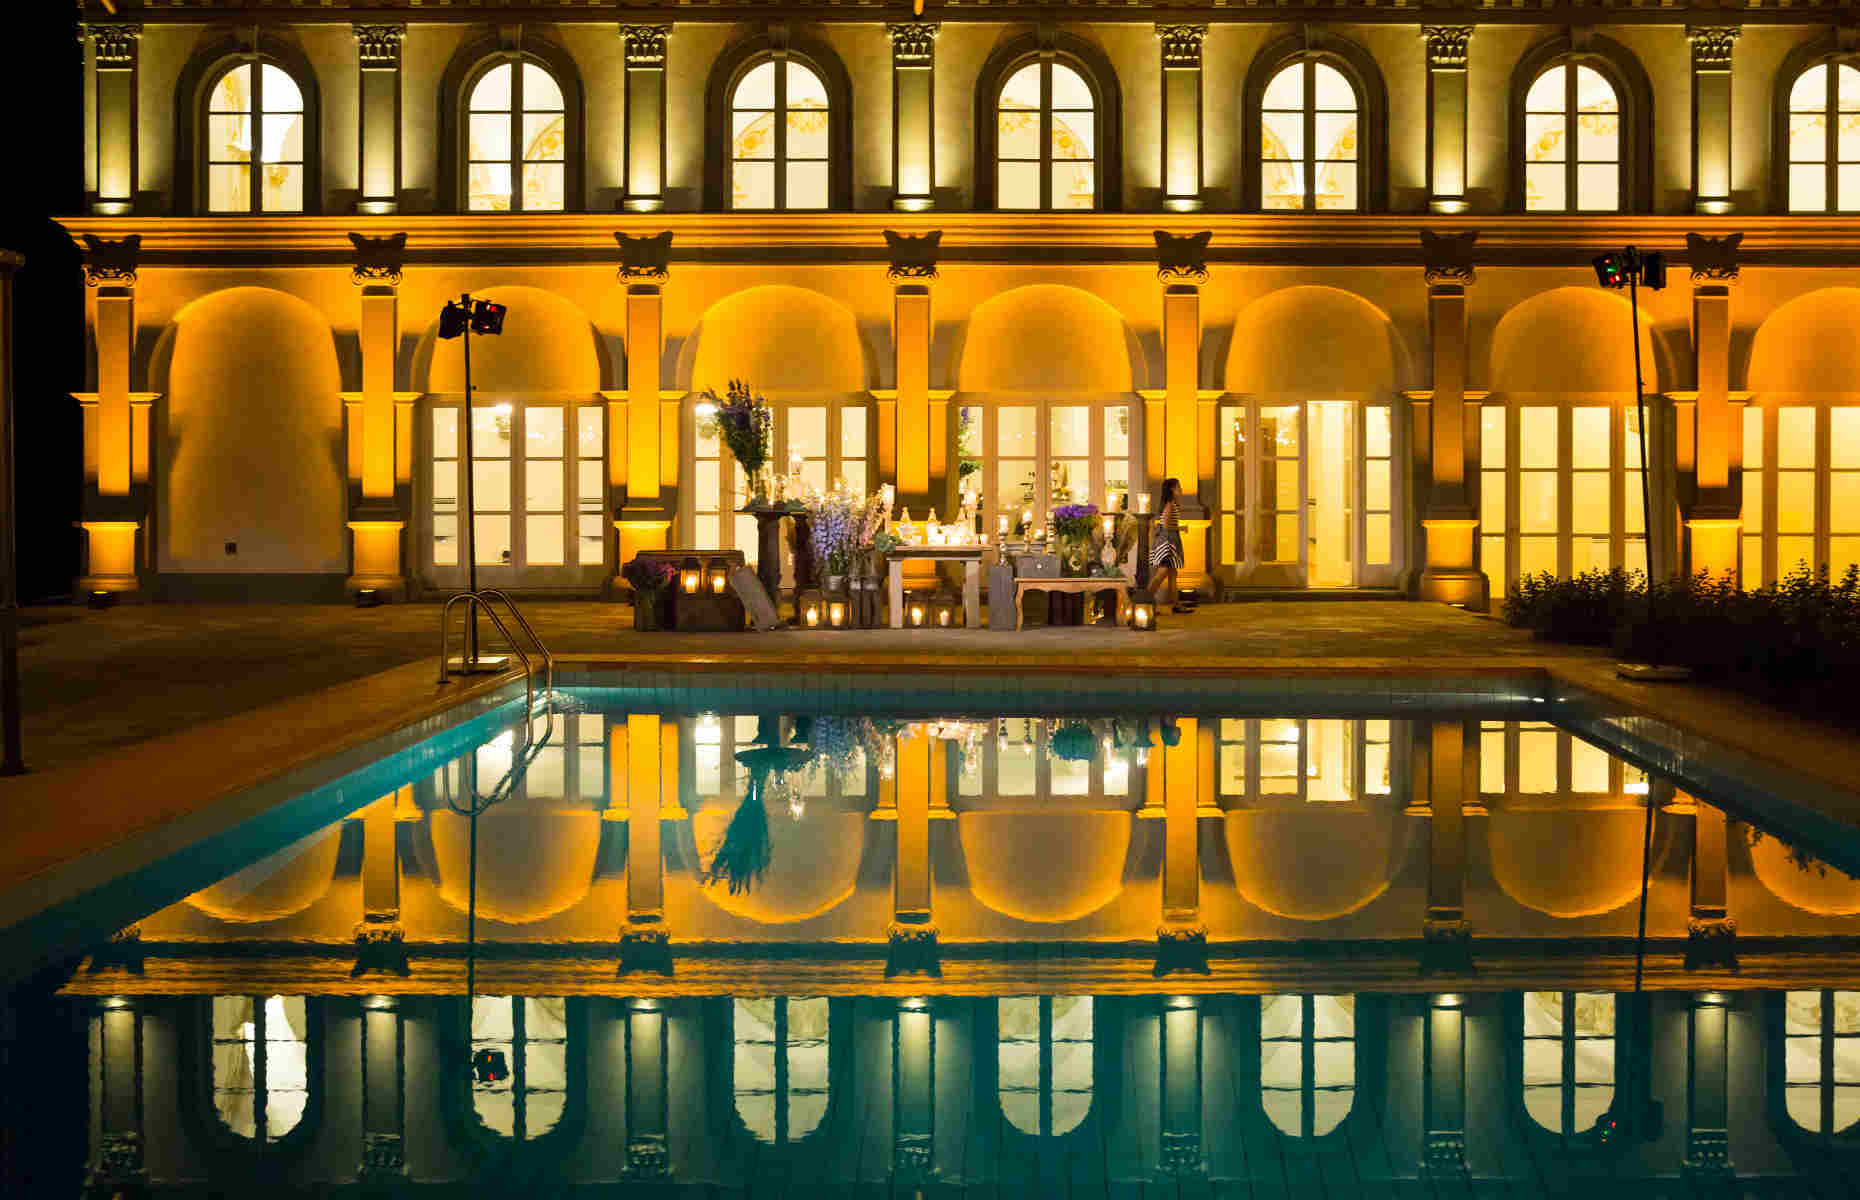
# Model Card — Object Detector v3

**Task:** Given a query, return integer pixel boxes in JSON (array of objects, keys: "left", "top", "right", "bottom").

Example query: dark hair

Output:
[{"left": 1156, "top": 478, "right": 1182, "bottom": 509}]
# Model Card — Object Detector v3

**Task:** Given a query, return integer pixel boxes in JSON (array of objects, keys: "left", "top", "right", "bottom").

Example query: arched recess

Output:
[
  {"left": 691, "top": 806, "right": 866, "bottom": 924},
  {"left": 173, "top": 34, "right": 323, "bottom": 215},
  {"left": 959, "top": 285, "right": 1137, "bottom": 394},
  {"left": 186, "top": 828, "right": 342, "bottom": 923},
  {"left": 1225, "top": 287, "right": 1410, "bottom": 395},
  {"left": 1748, "top": 287, "right": 1860, "bottom": 393},
  {"left": 416, "top": 285, "right": 606, "bottom": 395},
  {"left": 681, "top": 285, "right": 869, "bottom": 394},
  {"left": 1488, "top": 287, "right": 1661, "bottom": 395},
  {"left": 974, "top": 32, "right": 1123, "bottom": 211},
  {"left": 1239, "top": 32, "right": 1387, "bottom": 213},
  {"left": 437, "top": 33, "right": 586, "bottom": 213},
  {"left": 703, "top": 32, "right": 854, "bottom": 211},
  {"left": 1488, "top": 809, "right": 1651, "bottom": 918},
  {"left": 1506, "top": 34, "right": 1653, "bottom": 214},
  {"left": 157, "top": 287, "right": 345, "bottom": 574},
  {"left": 960, "top": 811, "right": 1131, "bottom": 923},
  {"left": 1224, "top": 809, "right": 1404, "bottom": 921}
]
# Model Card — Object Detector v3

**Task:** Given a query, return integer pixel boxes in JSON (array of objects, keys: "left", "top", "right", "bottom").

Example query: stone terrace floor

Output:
[{"left": 14, "top": 599, "right": 1598, "bottom": 773}]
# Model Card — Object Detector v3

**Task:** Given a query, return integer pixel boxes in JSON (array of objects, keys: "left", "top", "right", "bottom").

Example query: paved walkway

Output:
[{"left": 16, "top": 599, "right": 1587, "bottom": 771}]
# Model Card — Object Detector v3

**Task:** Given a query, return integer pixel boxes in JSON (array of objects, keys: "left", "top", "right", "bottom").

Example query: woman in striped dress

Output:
[{"left": 1150, "top": 477, "right": 1192, "bottom": 613}]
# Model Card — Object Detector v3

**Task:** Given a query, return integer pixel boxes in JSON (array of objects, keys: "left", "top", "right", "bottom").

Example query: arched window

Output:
[
  {"left": 1521, "top": 992, "right": 1615, "bottom": 1135},
  {"left": 733, "top": 996, "right": 830, "bottom": 1144},
  {"left": 1260, "top": 994, "right": 1354, "bottom": 1137},
  {"left": 1784, "top": 62, "right": 1860, "bottom": 211},
  {"left": 995, "top": 60, "right": 1097, "bottom": 211},
  {"left": 1259, "top": 60, "right": 1362, "bottom": 211},
  {"left": 470, "top": 996, "right": 568, "bottom": 1139},
  {"left": 1521, "top": 64, "right": 1622, "bottom": 212},
  {"left": 210, "top": 995, "right": 310, "bottom": 1142},
  {"left": 196, "top": 57, "right": 313, "bottom": 214},
  {"left": 466, "top": 60, "right": 567, "bottom": 212},
  {"left": 998, "top": 996, "right": 1093, "bottom": 1136},
  {"left": 729, "top": 59, "right": 831, "bottom": 210},
  {"left": 1783, "top": 990, "right": 1860, "bottom": 1134}
]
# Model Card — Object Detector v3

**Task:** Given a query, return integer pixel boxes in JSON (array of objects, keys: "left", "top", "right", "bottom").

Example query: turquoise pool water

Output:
[{"left": 9, "top": 683, "right": 1860, "bottom": 1196}]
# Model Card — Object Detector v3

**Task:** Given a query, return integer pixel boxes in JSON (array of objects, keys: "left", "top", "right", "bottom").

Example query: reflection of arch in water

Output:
[
  {"left": 428, "top": 811, "right": 601, "bottom": 924},
  {"left": 187, "top": 828, "right": 341, "bottom": 923},
  {"left": 691, "top": 803, "right": 865, "bottom": 924},
  {"left": 732, "top": 996, "right": 831, "bottom": 1145},
  {"left": 956, "top": 285, "right": 1139, "bottom": 393},
  {"left": 960, "top": 811, "right": 1131, "bottom": 923},
  {"left": 997, "top": 995, "right": 1094, "bottom": 1137},
  {"left": 1224, "top": 809, "right": 1406, "bottom": 921},
  {"left": 1487, "top": 808, "right": 1651, "bottom": 918},
  {"left": 1749, "top": 831, "right": 1860, "bottom": 915}
]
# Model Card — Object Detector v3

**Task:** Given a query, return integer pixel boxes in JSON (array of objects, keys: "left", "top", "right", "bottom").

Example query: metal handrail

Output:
[
  {"left": 439, "top": 592, "right": 536, "bottom": 725},
  {"left": 475, "top": 588, "right": 554, "bottom": 700}
]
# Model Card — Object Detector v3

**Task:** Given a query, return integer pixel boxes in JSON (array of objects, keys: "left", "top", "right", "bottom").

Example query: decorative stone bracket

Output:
[
  {"left": 81, "top": 233, "right": 140, "bottom": 287},
  {"left": 616, "top": 231, "right": 673, "bottom": 282},
  {"left": 885, "top": 229, "right": 941, "bottom": 281},
  {"left": 1154, "top": 230, "right": 1210, "bottom": 285},
  {"left": 349, "top": 231, "right": 406, "bottom": 286}
]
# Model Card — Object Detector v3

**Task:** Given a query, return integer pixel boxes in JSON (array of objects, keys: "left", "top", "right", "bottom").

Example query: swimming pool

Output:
[{"left": 12, "top": 681, "right": 1860, "bottom": 1193}]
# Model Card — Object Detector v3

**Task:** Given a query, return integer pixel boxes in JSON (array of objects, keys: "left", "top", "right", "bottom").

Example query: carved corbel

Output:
[
  {"left": 1686, "top": 231, "right": 1743, "bottom": 284},
  {"left": 884, "top": 229, "right": 942, "bottom": 281},
  {"left": 616, "top": 231, "right": 673, "bottom": 283},
  {"left": 80, "top": 234, "right": 140, "bottom": 287},
  {"left": 1154, "top": 230, "right": 1211, "bottom": 285},
  {"left": 885, "top": 920, "right": 941, "bottom": 977},
  {"left": 619, "top": 922, "right": 672, "bottom": 974},
  {"left": 348, "top": 231, "right": 407, "bottom": 286},
  {"left": 1420, "top": 229, "right": 1477, "bottom": 286}
]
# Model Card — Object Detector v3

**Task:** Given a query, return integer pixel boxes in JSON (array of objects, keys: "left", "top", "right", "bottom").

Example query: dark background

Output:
[{"left": 5, "top": 4, "right": 86, "bottom": 604}]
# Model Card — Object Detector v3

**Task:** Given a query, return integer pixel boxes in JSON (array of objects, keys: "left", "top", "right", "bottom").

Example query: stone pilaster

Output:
[
  {"left": 613, "top": 234, "right": 674, "bottom": 582},
  {"left": 625, "top": 1000, "right": 670, "bottom": 1175},
  {"left": 1423, "top": 28, "right": 1473, "bottom": 214},
  {"left": 1687, "top": 799, "right": 1737, "bottom": 968},
  {"left": 1157, "top": 25, "right": 1206, "bottom": 212},
  {"left": 1682, "top": 232, "right": 1744, "bottom": 581},
  {"left": 76, "top": 235, "right": 149, "bottom": 599},
  {"left": 893, "top": 998, "right": 935, "bottom": 1183},
  {"left": 359, "top": 996, "right": 405, "bottom": 1182},
  {"left": 1416, "top": 231, "right": 1486, "bottom": 608},
  {"left": 1423, "top": 994, "right": 1466, "bottom": 1175},
  {"left": 1160, "top": 997, "right": 1203, "bottom": 1175},
  {"left": 89, "top": 25, "right": 140, "bottom": 215},
  {"left": 89, "top": 998, "right": 145, "bottom": 1192},
  {"left": 347, "top": 233, "right": 411, "bottom": 598},
  {"left": 886, "top": 231, "right": 943, "bottom": 529},
  {"left": 621, "top": 26, "right": 671, "bottom": 212},
  {"left": 889, "top": 24, "right": 938, "bottom": 211},
  {"left": 1686, "top": 992, "right": 1733, "bottom": 1178},
  {"left": 1156, "top": 231, "right": 1214, "bottom": 593},
  {"left": 1422, "top": 720, "right": 1473, "bottom": 970},
  {"left": 1688, "top": 27, "right": 1740, "bottom": 215},
  {"left": 354, "top": 25, "right": 404, "bottom": 214}
]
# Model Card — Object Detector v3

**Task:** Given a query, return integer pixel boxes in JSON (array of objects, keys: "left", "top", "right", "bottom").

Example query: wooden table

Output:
[
  {"left": 739, "top": 505, "right": 813, "bottom": 622},
  {"left": 886, "top": 546, "right": 988, "bottom": 629},
  {"left": 1014, "top": 576, "right": 1132, "bottom": 631}
]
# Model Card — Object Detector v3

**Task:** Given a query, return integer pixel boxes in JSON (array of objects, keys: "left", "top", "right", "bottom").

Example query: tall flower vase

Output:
[
  {"left": 1060, "top": 537, "right": 1091, "bottom": 577},
  {"left": 746, "top": 469, "right": 771, "bottom": 508}
]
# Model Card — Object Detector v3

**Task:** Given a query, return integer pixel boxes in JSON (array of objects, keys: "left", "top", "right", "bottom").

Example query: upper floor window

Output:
[
  {"left": 730, "top": 58, "right": 831, "bottom": 210},
  {"left": 1522, "top": 63, "right": 1622, "bottom": 212},
  {"left": 203, "top": 62, "right": 307, "bottom": 213},
  {"left": 1786, "top": 63, "right": 1860, "bottom": 212},
  {"left": 471, "top": 995, "right": 568, "bottom": 1139},
  {"left": 1260, "top": 994, "right": 1354, "bottom": 1137},
  {"left": 998, "top": 996, "right": 1093, "bottom": 1136},
  {"left": 211, "top": 995, "right": 309, "bottom": 1141},
  {"left": 1521, "top": 991, "right": 1615, "bottom": 1135},
  {"left": 1260, "top": 60, "right": 1362, "bottom": 211},
  {"left": 1784, "top": 990, "right": 1860, "bottom": 1134},
  {"left": 733, "top": 996, "right": 830, "bottom": 1144},
  {"left": 467, "top": 61, "right": 567, "bottom": 212},
  {"left": 996, "top": 60, "right": 1097, "bottom": 211}
]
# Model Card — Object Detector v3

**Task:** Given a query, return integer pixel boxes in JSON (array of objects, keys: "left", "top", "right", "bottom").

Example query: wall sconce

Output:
[
  {"left": 706, "top": 556, "right": 731, "bottom": 595},
  {"left": 828, "top": 596, "right": 848, "bottom": 628},
  {"left": 680, "top": 556, "right": 702, "bottom": 595},
  {"left": 933, "top": 592, "right": 959, "bottom": 628},
  {"left": 1131, "top": 589, "right": 1157, "bottom": 631},
  {"left": 908, "top": 595, "right": 927, "bottom": 627},
  {"left": 799, "top": 589, "right": 824, "bottom": 628}
]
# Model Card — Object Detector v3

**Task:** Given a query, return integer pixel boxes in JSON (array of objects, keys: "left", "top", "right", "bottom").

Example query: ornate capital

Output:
[
  {"left": 1156, "top": 24, "right": 1207, "bottom": 70},
  {"left": 1686, "top": 230, "right": 1743, "bottom": 282},
  {"left": 360, "top": 1132, "right": 405, "bottom": 1180},
  {"left": 884, "top": 229, "right": 941, "bottom": 281},
  {"left": 1161, "top": 1132, "right": 1203, "bottom": 1176},
  {"left": 92, "top": 1132, "right": 146, "bottom": 1185},
  {"left": 1422, "top": 26, "right": 1472, "bottom": 70},
  {"left": 348, "top": 232, "right": 407, "bottom": 286},
  {"left": 626, "top": 1134, "right": 670, "bottom": 1177},
  {"left": 1686, "top": 915, "right": 1738, "bottom": 968},
  {"left": 1684, "top": 1129, "right": 1732, "bottom": 1176},
  {"left": 80, "top": 234, "right": 139, "bottom": 287},
  {"left": 92, "top": 24, "right": 140, "bottom": 70},
  {"left": 1688, "top": 25, "right": 1741, "bottom": 71},
  {"left": 354, "top": 24, "right": 404, "bottom": 70},
  {"left": 1420, "top": 229, "right": 1478, "bottom": 285},
  {"left": 616, "top": 231, "right": 673, "bottom": 282},
  {"left": 886, "top": 921, "right": 940, "bottom": 945},
  {"left": 352, "top": 918, "right": 405, "bottom": 945},
  {"left": 888, "top": 23, "right": 938, "bottom": 67},
  {"left": 1155, "top": 230, "right": 1211, "bottom": 285},
  {"left": 621, "top": 25, "right": 670, "bottom": 69}
]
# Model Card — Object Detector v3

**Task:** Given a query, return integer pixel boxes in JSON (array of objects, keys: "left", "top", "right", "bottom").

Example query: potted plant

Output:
[
  {"left": 1052, "top": 503, "right": 1100, "bottom": 576},
  {"left": 622, "top": 556, "right": 678, "bottom": 631}
]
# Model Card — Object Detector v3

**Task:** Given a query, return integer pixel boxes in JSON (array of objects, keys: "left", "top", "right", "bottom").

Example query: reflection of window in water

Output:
[
  {"left": 471, "top": 996, "right": 568, "bottom": 1140},
  {"left": 1785, "top": 990, "right": 1860, "bottom": 1134},
  {"left": 999, "top": 996, "right": 1093, "bottom": 1136},
  {"left": 211, "top": 995, "right": 309, "bottom": 1141},
  {"left": 1260, "top": 994, "right": 1355, "bottom": 1136},
  {"left": 1478, "top": 721, "right": 1622, "bottom": 798},
  {"left": 1522, "top": 991, "right": 1615, "bottom": 1134},
  {"left": 734, "top": 997, "right": 830, "bottom": 1144},
  {"left": 958, "top": 718, "right": 1132, "bottom": 803},
  {"left": 1217, "top": 719, "right": 1390, "bottom": 803}
]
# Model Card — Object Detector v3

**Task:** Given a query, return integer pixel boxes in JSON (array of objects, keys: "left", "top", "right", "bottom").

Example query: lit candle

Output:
[
  {"left": 998, "top": 513, "right": 1010, "bottom": 536},
  {"left": 937, "top": 608, "right": 952, "bottom": 627},
  {"left": 828, "top": 600, "right": 847, "bottom": 627},
  {"left": 805, "top": 604, "right": 821, "bottom": 628},
  {"left": 909, "top": 603, "right": 925, "bottom": 626},
  {"left": 1137, "top": 492, "right": 1152, "bottom": 514},
  {"left": 1101, "top": 514, "right": 1115, "bottom": 539},
  {"left": 1134, "top": 603, "right": 1153, "bottom": 629}
]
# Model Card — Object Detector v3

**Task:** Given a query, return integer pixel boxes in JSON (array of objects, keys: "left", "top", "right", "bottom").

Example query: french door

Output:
[
  {"left": 1217, "top": 399, "right": 1396, "bottom": 588},
  {"left": 424, "top": 397, "right": 607, "bottom": 589},
  {"left": 975, "top": 398, "right": 1135, "bottom": 534},
  {"left": 1738, "top": 402, "right": 1860, "bottom": 587}
]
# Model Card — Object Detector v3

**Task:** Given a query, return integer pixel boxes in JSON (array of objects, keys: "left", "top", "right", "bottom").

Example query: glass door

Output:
[{"left": 982, "top": 399, "right": 1134, "bottom": 535}]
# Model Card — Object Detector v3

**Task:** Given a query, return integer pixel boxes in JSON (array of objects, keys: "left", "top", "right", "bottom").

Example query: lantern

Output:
[
  {"left": 828, "top": 597, "right": 848, "bottom": 628},
  {"left": 1131, "top": 589, "right": 1157, "bottom": 631},
  {"left": 933, "top": 592, "right": 959, "bottom": 628},
  {"left": 908, "top": 595, "right": 927, "bottom": 627},
  {"left": 707, "top": 556, "right": 731, "bottom": 595},
  {"left": 680, "top": 556, "right": 702, "bottom": 594},
  {"left": 799, "top": 589, "right": 824, "bottom": 629}
]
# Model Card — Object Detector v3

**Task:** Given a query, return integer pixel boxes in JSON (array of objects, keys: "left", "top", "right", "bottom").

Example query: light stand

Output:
[
  {"left": 1592, "top": 247, "right": 1667, "bottom": 589},
  {"left": 437, "top": 294, "right": 509, "bottom": 672}
]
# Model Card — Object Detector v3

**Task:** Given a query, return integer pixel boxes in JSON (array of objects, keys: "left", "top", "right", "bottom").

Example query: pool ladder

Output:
[{"left": 438, "top": 589, "right": 555, "bottom": 731}]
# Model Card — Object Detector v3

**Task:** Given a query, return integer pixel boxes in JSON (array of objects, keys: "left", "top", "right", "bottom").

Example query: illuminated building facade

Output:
[{"left": 62, "top": 2, "right": 1860, "bottom": 605}]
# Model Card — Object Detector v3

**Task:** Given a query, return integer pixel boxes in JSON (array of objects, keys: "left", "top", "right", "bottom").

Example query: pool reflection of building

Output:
[{"left": 65, "top": 714, "right": 1860, "bottom": 1186}]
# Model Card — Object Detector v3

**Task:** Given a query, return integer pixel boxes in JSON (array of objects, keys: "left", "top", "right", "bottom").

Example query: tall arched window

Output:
[
  {"left": 729, "top": 59, "right": 830, "bottom": 210},
  {"left": 1259, "top": 60, "right": 1361, "bottom": 211},
  {"left": 470, "top": 996, "right": 568, "bottom": 1139},
  {"left": 210, "top": 995, "right": 310, "bottom": 1142},
  {"left": 1783, "top": 990, "right": 1860, "bottom": 1134},
  {"left": 1522, "top": 64, "right": 1622, "bottom": 212},
  {"left": 1260, "top": 994, "right": 1354, "bottom": 1137},
  {"left": 733, "top": 996, "right": 830, "bottom": 1144},
  {"left": 1785, "top": 63, "right": 1860, "bottom": 211},
  {"left": 201, "top": 61, "right": 307, "bottom": 213},
  {"left": 995, "top": 60, "right": 1097, "bottom": 211},
  {"left": 1521, "top": 991, "right": 1615, "bottom": 1135},
  {"left": 998, "top": 996, "right": 1094, "bottom": 1136},
  {"left": 466, "top": 60, "right": 567, "bottom": 212}
]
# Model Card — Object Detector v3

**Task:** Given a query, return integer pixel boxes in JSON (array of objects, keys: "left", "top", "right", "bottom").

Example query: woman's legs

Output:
[{"left": 1153, "top": 564, "right": 1177, "bottom": 605}]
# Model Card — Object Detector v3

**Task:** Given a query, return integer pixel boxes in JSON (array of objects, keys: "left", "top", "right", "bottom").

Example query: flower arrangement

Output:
[
  {"left": 1049, "top": 721, "right": 1099, "bottom": 763},
  {"left": 1052, "top": 503, "right": 1100, "bottom": 541},
  {"left": 696, "top": 379, "right": 773, "bottom": 490},
  {"left": 621, "top": 556, "right": 677, "bottom": 593},
  {"left": 805, "top": 482, "right": 893, "bottom": 578}
]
